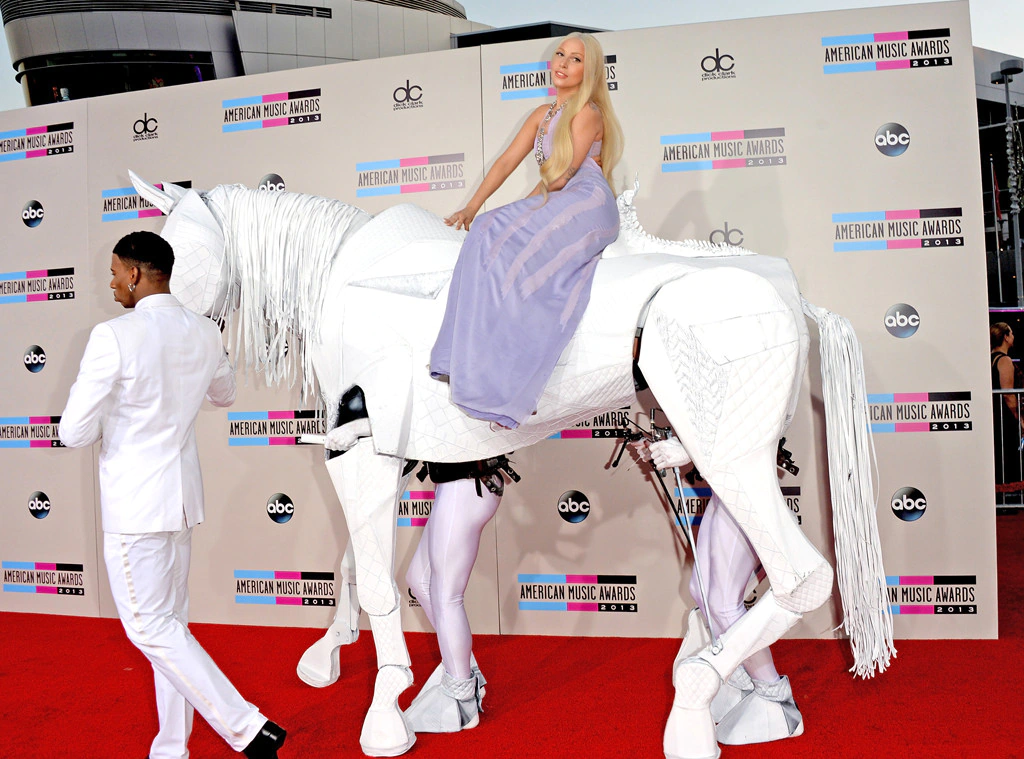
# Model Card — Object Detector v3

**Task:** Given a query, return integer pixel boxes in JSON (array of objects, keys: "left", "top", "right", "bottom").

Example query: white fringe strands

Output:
[
  {"left": 211, "top": 186, "right": 369, "bottom": 400},
  {"left": 802, "top": 299, "right": 896, "bottom": 679}
]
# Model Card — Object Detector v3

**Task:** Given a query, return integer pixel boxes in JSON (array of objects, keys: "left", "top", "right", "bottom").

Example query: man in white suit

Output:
[{"left": 60, "top": 231, "right": 286, "bottom": 759}]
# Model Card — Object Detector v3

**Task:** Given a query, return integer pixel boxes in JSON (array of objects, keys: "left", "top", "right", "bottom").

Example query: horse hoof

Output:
[
  {"left": 296, "top": 624, "right": 357, "bottom": 687},
  {"left": 360, "top": 666, "right": 415, "bottom": 757},
  {"left": 664, "top": 657, "right": 721, "bottom": 759}
]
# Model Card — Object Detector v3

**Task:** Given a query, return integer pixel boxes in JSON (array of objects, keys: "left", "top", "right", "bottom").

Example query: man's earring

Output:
[{"left": 128, "top": 283, "right": 136, "bottom": 292}]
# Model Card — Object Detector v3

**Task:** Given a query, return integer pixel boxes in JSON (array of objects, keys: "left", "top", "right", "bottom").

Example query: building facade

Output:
[{"left": 1, "top": 0, "right": 487, "bottom": 105}]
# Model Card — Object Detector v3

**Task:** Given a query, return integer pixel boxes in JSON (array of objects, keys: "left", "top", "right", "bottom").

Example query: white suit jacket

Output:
[{"left": 59, "top": 293, "right": 235, "bottom": 534}]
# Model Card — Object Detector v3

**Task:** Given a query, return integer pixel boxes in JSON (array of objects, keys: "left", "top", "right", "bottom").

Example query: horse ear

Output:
[
  {"left": 159, "top": 181, "right": 190, "bottom": 205},
  {"left": 128, "top": 170, "right": 175, "bottom": 214}
]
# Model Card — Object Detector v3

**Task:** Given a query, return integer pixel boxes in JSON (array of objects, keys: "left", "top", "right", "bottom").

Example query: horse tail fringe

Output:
[{"left": 802, "top": 298, "right": 896, "bottom": 678}]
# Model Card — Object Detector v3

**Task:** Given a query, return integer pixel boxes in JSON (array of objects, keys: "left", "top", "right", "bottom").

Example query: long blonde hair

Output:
[{"left": 540, "top": 33, "right": 624, "bottom": 195}]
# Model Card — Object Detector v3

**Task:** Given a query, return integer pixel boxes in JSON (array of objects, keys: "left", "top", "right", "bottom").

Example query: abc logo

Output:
[
  {"left": 266, "top": 492, "right": 294, "bottom": 524},
  {"left": 258, "top": 173, "right": 286, "bottom": 192},
  {"left": 22, "top": 200, "right": 44, "bottom": 227},
  {"left": 557, "top": 490, "right": 591, "bottom": 524},
  {"left": 28, "top": 491, "right": 51, "bottom": 519},
  {"left": 874, "top": 123, "right": 910, "bottom": 157},
  {"left": 393, "top": 80, "right": 423, "bottom": 103},
  {"left": 884, "top": 303, "right": 920, "bottom": 338},
  {"left": 24, "top": 345, "right": 46, "bottom": 373},
  {"left": 709, "top": 222, "right": 744, "bottom": 246},
  {"left": 701, "top": 48, "right": 735, "bottom": 73},
  {"left": 891, "top": 487, "right": 927, "bottom": 522}
]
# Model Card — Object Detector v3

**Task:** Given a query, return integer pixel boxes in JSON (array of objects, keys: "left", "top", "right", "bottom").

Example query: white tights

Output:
[
  {"left": 405, "top": 478, "right": 500, "bottom": 680},
  {"left": 690, "top": 494, "right": 780, "bottom": 683}
]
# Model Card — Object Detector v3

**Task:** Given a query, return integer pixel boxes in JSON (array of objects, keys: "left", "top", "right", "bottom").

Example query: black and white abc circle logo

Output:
[
  {"left": 258, "top": 173, "right": 286, "bottom": 192},
  {"left": 884, "top": 303, "right": 920, "bottom": 338},
  {"left": 709, "top": 222, "right": 743, "bottom": 246},
  {"left": 24, "top": 345, "right": 46, "bottom": 372},
  {"left": 22, "top": 200, "right": 44, "bottom": 227},
  {"left": 557, "top": 490, "right": 591, "bottom": 523},
  {"left": 891, "top": 486, "right": 927, "bottom": 522},
  {"left": 266, "top": 492, "right": 295, "bottom": 523},
  {"left": 701, "top": 48, "right": 735, "bottom": 74},
  {"left": 874, "top": 122, "right": 910, "bottom": 157},
  {"left": 28, "top": 491, "right": 51, "bottom": 519},
  {"left": 393, "top": 80, "right": 423, "bottom": 104},
  {"left": 133, "top": 112, "right": 158, "bottom": 135}
]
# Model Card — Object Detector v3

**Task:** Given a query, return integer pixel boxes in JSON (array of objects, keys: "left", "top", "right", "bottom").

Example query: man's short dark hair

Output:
[{"left": 113, "top": 231, "right": 174, "bottom": 278}]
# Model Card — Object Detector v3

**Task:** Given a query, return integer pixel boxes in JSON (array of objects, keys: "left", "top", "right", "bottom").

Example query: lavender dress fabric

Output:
[{"left": 430, "top": 108, "right": 619, "bottom": 428}]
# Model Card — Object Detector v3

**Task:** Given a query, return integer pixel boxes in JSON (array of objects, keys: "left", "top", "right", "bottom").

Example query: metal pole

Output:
[
  {"left": 996, "top": 60, "right": 1024, "bottom": 307},
  {"left": 992, "top": 155, "right": 1004, "bottom": 302}
]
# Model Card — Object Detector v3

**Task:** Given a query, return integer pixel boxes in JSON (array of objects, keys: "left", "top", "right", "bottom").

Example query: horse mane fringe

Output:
[
  {"left": 213, "top": 185, "right": 368, "bottom": 401},
  {"left": 802, "top": 298, "right": 897, "bottom": 679}
]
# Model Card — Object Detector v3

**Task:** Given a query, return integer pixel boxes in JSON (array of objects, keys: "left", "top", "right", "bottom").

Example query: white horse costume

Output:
[{"left": 129, "top": 171, "right": 894, "bottom": 759}]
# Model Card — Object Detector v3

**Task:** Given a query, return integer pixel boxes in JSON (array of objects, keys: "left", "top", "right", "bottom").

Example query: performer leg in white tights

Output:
[
  {"left": 404, "top": 478, "right": 498, "bottom": 732},
  {"left": 690, "top": 494, "right": 803, "bottom": 744}
]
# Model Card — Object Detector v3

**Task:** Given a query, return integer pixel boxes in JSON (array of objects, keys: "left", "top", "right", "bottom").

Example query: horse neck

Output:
[{"left": 215, "top": 185, "right": 369, "bottom": 397}]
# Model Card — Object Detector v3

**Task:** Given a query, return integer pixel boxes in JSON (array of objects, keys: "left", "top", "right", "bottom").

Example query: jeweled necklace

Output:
[{"left": 535, "top": 99, "right": 567, "bottom": 165}]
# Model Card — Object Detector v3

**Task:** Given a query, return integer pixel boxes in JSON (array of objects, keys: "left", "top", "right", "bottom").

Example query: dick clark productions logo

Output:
[{"left": 558, "top": 490, "right": 590, "bottom": 523}]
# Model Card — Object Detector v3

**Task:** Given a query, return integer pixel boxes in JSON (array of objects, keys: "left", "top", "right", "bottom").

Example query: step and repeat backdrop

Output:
[{"left": 1, "top": 0, "right": 997, "bottom": 642}]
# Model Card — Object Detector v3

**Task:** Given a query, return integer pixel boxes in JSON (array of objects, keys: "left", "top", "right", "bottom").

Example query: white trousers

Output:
[{"left": 104, "top": 528, "right": 266, "bottom": 759}]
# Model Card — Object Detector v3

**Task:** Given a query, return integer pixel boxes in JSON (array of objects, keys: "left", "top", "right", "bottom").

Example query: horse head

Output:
[{"left": 128, "top": 170, "right": 235, "bottom": 318}]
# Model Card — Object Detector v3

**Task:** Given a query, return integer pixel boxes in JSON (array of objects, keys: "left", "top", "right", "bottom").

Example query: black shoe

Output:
[{"left": 243, "top": 720, "right": 287, "bottom": 758}]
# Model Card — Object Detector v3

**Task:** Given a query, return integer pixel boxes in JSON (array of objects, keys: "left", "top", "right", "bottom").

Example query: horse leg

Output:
[
  {"left": 325, "top": 438, "right": 415, "bottom": 757},
  {"left": 640, "top": 273, "right": 830, "bottom": 759},
  {"left": 297, "top": 463, "right": 415, "bottom": 689},
  {"left": 296, "top": 540, "right": 360, "bottom": 687}
]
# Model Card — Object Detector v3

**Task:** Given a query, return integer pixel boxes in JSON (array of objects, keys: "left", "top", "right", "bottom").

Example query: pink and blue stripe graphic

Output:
[
  {"left": 355, "top": 153, "right": 465, "bottom": 197},
  {"left": 0, "top": 268, "right": 74, "bottom": 305},
  {"left": 822, "top": 28, "right": 950, "bottom": 74},
  {"left": 518, "top": 574, "right": 636, "bottom": 612},
  {"left": 101, "top": 181, "right": 191, "bottom": 222},
  {"left": 661, "top": 129, "right": 785, "bottom": 172},
  {"left": 222, "top": 89, "right": 321, "bottom": 132},
  {"left": 234, "top": 569, "right": 334, "bottom": 605},
  {"left": 868, "top": 392, "right": 971, "bottom": 433},
  {"left": 227, "top": 410, "right": 321, "bottom": 446},
  {"left": 2, "top": 560, "right": 83, "bottom": 594},
  {"left": 398, "top": 490, "right": 434, "bottom": 527},
  {"left": 0, "top": 122, "right": 74, "bottom": 162},
  {"left": 886, "top": 574, "right": 976, "bottom": 615},
  {"left": 832, "top": 207, "right": 962, "bottom": 251},
  {"left": 0, "top": 415, "right": 62, "bottom": 448}
]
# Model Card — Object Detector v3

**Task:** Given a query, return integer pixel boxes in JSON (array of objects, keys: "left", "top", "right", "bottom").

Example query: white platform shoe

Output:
[
  {"left": 405, "top": 658, "right": 487, "bottom": 733},
  {"left": 716, "top": 674, "right": 803, "bottom": 745}
]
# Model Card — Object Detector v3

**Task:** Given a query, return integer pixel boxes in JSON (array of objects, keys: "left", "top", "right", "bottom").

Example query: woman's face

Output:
[{"left": 551, "top": 38, "right": 586, "bottom": 96}]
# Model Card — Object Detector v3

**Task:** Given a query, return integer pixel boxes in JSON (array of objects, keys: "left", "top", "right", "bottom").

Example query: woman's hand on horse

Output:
[{"left": 445, "top": 208, "right": 476, "bottom": 230}]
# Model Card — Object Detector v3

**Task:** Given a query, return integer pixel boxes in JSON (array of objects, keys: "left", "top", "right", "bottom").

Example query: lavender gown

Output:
[{"left": 430, "top": 108, "right": 619, "bottom": 428}]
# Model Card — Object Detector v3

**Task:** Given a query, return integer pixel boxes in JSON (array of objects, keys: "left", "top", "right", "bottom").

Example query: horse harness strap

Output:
[{"left": 417, "top": 456, "right": 521, "bottom": 497}]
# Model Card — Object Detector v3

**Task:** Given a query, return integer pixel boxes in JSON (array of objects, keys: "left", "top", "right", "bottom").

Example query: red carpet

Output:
[{"left": 3, "top": 510, "right": 1022, "bottom": 759}]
